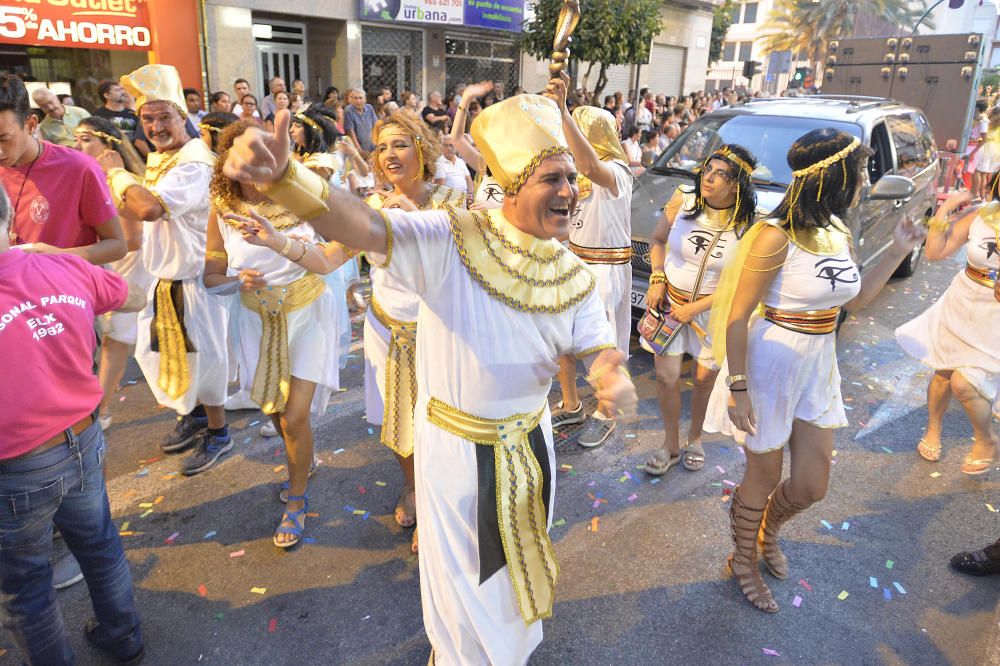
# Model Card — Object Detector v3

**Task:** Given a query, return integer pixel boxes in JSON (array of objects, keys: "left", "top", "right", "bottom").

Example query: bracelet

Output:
[
  {"left": 278, "top": 236, "right": 293, "bottom": 257},
  {"left": 256, "top": 159, "right": 330, "bottom": 221},
  {"left": 649, "top": 274, "right": 667, "bottom": 285},
  {"left": 927, "top": 217, "right": 950, "bottom": 233},
  {"left": 729, "top": 387, "right": 748, "bottom": 392},
  {"left": 725, "top": 373, "right": 747, "bottom": 388},
  {"left": 205, "top": 249, "right": 228, "bottom": 260},
  {"left": 291, "top": 240, "right": 308, "bottom": 262}
]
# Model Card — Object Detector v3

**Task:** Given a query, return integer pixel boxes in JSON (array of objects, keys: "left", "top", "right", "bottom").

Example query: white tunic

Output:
[
  {"left": 372, "top": 208, "right": 614, "bottom": 665},
  {"left": 134, "top": 141, "right": 229, "bottom": 414},
  {"left": 473, "top": 175, "right": 505, "bottom": 210},
  {"left": 569, "top": 161, "right": 633, "bottom": 354},
  {"left": 705, "top": 221, "right": 861, "bottom": 452},
  {"left": 219, "top": 217, "right": 340, "bottom": 415},
  {"left": 652, "top": 196, "right": 741, "bottom": 369},
  {"left": 896, "top": 213, "right": 1000, "bottom": 415},
  {"left": 102, "top": 249, "right": 154, "bottom": 345}
]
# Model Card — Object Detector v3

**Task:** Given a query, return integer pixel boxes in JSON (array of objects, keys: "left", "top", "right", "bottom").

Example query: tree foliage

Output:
[
  {"left": 710, "top": 0, "right": 736, "bottom": 65},
  {"left": 759, "top": 0, "right": 930, "bottom": 70},
  {"left": 520, "top": 0, "right": 663, "bottom": 103}
]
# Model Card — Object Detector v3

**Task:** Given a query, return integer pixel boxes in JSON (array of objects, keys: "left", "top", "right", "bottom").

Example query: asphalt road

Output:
[{"left": 2, "top": 248, "right": 998, "bottom": 666}]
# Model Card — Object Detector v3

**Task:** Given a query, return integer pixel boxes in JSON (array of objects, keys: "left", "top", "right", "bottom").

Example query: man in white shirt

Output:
[
  {"left": 230, "top": 78, "right": 260, "bottom": 119},
  {"left": 433, "top": 135, "right": 473, "bottom": 194}
]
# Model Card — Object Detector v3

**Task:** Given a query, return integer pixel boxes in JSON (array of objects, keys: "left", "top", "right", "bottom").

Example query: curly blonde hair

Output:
[
  {"left": 209, "top": 120, "right": 259, "bottom": 206},
  {"left": 369, "top": 111, "right": 440, "bottom": 184}
]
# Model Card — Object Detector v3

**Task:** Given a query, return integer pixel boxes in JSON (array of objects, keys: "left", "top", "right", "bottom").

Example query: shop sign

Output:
[
  {"left": 360, "top": 0, "right": 463, "bottom": 27},
  {"left": 0, "top": 0, "right": 151, "bottom": 52},
  {"left": 463, "top": 0, "right": 524, "bottom": 32},
  {"left": 360, "top": 0, "right": 524, "bottom": 32}
]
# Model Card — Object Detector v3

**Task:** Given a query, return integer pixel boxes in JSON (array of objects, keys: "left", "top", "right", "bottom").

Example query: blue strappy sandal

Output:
[
  {"left": 274, "top": 494, "right": 308, "bottom": 549},
  {"left": 279, "top": 455, "right": 320, "bottom": 503}
]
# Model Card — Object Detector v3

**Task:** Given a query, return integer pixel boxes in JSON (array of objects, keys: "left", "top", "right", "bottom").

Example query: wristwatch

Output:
[{"left": 725, "top": 374, "right": 747, "bottom": 388}]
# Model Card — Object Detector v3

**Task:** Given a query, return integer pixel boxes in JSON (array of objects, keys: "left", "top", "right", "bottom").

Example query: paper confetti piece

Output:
[
  {"left": 763, "top": 648, "right": 780, "bottom": 656},
  {"left": 333, "top": 448, "right": 345, "bottom": 454},
  {"left": 249, "top": 420, "right": 260, "bottom": 427},
  {"left": 119, "top": 395, "right": 126, "bottom": 402},
  {"left": 883, "top": 587, "right": 892, "bottom": 600},
  {"left": 375, "top": 481, "right": 387, "bottom": 487},
  {"left": 139, "top": 509, "right": 153, "bottom": 519},
  {"left": 552, "top": 518, "right": 566, "bottom": 527},
  {"left": 869, "top": 576, "right": 878, "bottom": 588},
  {"left": 715, "top": 465, "right": 726, "bottom": 473},
  {"left": 198, "top": 584, "right": 208, "bottom": 597},
  {"left": 886, "top": 560, "right": 894, "bottom": 569},
  {"left": 229, "top": 549, "right": 245, "bottom": 558},
  {"left": 722, "top": 479, "right": 737, "bottom": 487},
  {"left": 268, "top": 617, "right": 278, "bottom": 633},
  {"left": 881, "top": 446, "right": 893, "bottom": 453},
  {"left": 792, "top": 595, "right": 802, "bottom": 608},
  {"left": 367, "top": 427, "right": 375, "bottom": 435},
  {"left": 799, "top": 579, "right": 812, "bottom": 591},
  {"left": 892, "top": 582, "right": 906, "bottom": 594},
  {"left": 625, "top": 433, "right": 635, "bottom": 438},
  {"left": 138, "top": 502, "right": 154, "bottom": 508},
  {"left": 841, "top": 522, "right": 849, "bottom": 530},
  {"left": 165, "top": 532, "right": 180, "bottom": 544},
  {"left": 203, "top": 531, "right": 217, "bottom": 539},
  {"left": 352, "top": 509, "right": 366, "bottom": 515},
  {"left": 120, "top": 521, "right": 130, "bottom": 532},
  {"left": 118, "top": 531, "right": 135, "bottom": 536},
  {"left": 560, "top": 464, "right": 573, "bottom": 470},
  {"left": 618, "top": 475, "right": 628, "bottom": 483},
  {"left": 650, "top": 478, "right": 660, "bottom": 484},
  {"left": 627, "top": 493, "right": 638, "bottom": 502},
  {"left": 987, "top": 504, "right": 998, "bottom": 513},
  {"left": 215, "top": 613, "right": 225, "bottom": 620},
  {"left": 821, "top": 520, "right": 833, "bottom": 529},
  {"left": 837, "top": 590, "right": 850, "bottom": 600},
  {"left": 590, "top": 517, "right": 599, "bottom": 532},
  {"left": 251, "top": 587, "right": 267, "bottom": 595},
  {"left": 831, "top": 450, "right": 837, "bottom": 457},
  {"left": 161, "top": 472, "right": 179, "bottom": 480},
  {"left": 302, "top": 537, "right": 316, "bottom": 544},
  {"left": 930, "top": 471, "right": 941, "bottom": 478},
  {"left": 273, "top": 465, "right": 285, "bottom": 473},
  {"left": 154, "top": 496, "right": 165, "bottom": 505}
]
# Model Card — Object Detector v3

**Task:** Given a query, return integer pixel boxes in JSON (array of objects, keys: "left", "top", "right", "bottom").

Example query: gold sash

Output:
[
  {"left": 427, "top": 397, "right": 557, "bottom": 625},
  {"left": 239, "top": 273, "right": 325, "bottom": 414},
  {"left": 370, "top": 296, "right": 417, "bottom": 458},
  {"left": 154, "top": 280, "right": 190, "bottom": 400},
  {"left": 568, "top": 242, "right": 632, "bottom": 265},
  {"left": 763, "top": 305, "right": 841, "bottom": 335}
]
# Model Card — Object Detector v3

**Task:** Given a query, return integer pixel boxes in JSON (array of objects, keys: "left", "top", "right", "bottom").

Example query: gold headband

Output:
[
  {"left": 791, "top": 137, "right": 861, "bottom": 178},
  {"left": 73, "top": 128, "right": 121, "bottom": 145},
  {"left": 198, "top": 123, "right": 223, "bottom": 134},
  {"left": 713, "top": 147, "right": 753, "bottom": 176},
  {"left": 294, "top": 113, "right": 322, "bottom": 132}
]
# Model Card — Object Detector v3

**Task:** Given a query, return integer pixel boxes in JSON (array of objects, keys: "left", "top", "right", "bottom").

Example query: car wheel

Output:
[{"left": 892, "top": 242, "right": 923, "bottom": 278}]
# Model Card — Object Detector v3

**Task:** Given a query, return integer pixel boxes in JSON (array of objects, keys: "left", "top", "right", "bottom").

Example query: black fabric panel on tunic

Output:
[
  {"left": 149, "top": 280, "right": 196, "bottom": 353},
  {"left": 477, "top": 424, "right": 552, "bottom": 586}
]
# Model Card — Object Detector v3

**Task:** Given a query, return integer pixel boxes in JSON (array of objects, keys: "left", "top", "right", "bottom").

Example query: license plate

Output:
[{"left": 630, "top": 285, "right": 647, "bottom": 311}]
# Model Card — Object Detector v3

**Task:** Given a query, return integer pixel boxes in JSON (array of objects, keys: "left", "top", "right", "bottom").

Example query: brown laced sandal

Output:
[
  {"left": 758, "top": 480, "right": 808, "bottom": 580},
  {"left": 726, "top": 489, "right": 779, "bottom": 613}
]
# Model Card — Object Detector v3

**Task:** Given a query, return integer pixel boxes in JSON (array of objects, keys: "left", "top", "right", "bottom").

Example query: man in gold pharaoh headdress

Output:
[
  {"left": 222, "top": 99, "right": 638, "bottom": 663},
  {"left": 546, "top": 72, "right": 635, "bottom": 449},
  {"left": 106, "top": 65, "right": 231, "bottom": 475}
]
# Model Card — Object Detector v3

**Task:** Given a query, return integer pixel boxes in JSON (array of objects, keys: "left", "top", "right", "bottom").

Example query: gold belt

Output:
[
  {"left": 427, "top": 397, "right": 557, "bottom": 626},
  {"left": 965, "top": 263, "right": 996, "bottom": 288},
  {"left": 666, "top": 281, "right": 692, "bottom": 306},
  {"left": 152, "top": 279, "right": 191, "bottom": 400},
  {"left": 569, "top": 242, "right": 631, "bottom": 265},
  {"left": 763, "top": 305, "right": 841, "bottom": 335},
  {"left": 370, "top": 296, "right": 418, "bottom": 458},
  {"left": 240, "top": 272, "right": 325, "bottom": 414}
]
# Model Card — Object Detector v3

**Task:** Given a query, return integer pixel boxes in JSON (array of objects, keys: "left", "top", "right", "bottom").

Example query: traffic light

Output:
[
  {"left": 742, "top": 60, "right": 761, "bottom": 79},
  {"left": 790, "top": 66, "right": 812, "bottom": 88}
]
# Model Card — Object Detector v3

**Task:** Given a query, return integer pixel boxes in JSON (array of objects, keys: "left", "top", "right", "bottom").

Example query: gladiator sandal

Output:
[
  {"left": 727, "top": 489, "right": 779, "bottom": 613},
  {"left": 758, "top": 480, "right": 809, "bottom": 580}
]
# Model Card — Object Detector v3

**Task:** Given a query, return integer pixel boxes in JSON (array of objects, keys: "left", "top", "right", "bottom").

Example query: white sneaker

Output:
[
  {"left": 260, "top": 421, "right": 278, "bottom": 438},
  {"left": 224, "top": 390, "right": 256, "bottom": 411},
  {"left": 98, "top": 414, "right": 112, "bottom": 431}
]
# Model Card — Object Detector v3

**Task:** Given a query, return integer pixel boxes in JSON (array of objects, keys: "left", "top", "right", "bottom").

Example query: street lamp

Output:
[{"left": 913, "top": 0, "right": 965, "bottom": 36}]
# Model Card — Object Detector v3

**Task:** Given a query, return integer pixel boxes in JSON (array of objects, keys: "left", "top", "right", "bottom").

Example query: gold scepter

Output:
[{"left": 549, "top": 0, "right": 581, "bottom": 76}]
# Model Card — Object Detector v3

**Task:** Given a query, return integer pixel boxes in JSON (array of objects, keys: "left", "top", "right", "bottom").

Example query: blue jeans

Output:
[{"left": 0, "top": 420, "right": 142, "bottom": 665}]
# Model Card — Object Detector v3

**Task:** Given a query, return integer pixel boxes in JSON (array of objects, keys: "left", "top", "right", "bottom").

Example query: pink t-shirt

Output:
[
  {"left": 0, "top": 141, "right": 116, "bottom": 248},
  {"left": 0, "top": 249, "right": 126, "bottom": 457}
]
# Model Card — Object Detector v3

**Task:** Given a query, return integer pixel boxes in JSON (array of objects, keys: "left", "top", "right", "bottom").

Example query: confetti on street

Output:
[
  {"left": 251, "top": 587, "right": 267, "bottom": 595},
  {"left": 838, "top": 591, "right": 850, "bottom": 601}
]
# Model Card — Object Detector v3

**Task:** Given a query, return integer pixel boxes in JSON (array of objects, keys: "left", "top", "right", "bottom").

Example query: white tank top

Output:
[
  {"left": 966, "top": 212, "right": 1000, "bottom": 272},
  {"left": 663, "top": 193, "right": 741, "bottom": 294},
  {"left": 219, "top": 217, "right": 320, "bottom": 286},
  {"left": 763, "top": 220, "right": 861, "bottom": 311},
  {"left": 474, "top": 175, "right": 505, "bottom": 210},
  {"left": 569, "top": 161, "right": 633, "bottom": 249}
]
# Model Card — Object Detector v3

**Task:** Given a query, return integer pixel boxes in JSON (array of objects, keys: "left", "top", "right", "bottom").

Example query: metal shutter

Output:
[
  {"left": 646, "top": 44, "right": 685, "bottom": 97},
  {"left": 602, "top": 64, "right": 633, "bottom": 96}
]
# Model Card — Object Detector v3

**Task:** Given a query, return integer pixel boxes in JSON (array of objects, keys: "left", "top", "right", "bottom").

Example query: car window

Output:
[
  {"left": 869, "top": 122, "right": 893, "bottom": 182},
  {"left": 886, "top": 113, "right": 931, "bottom": 172},
  {"left": 912, "top": 113, "right": 937, "bottom": 162},
  {"left": 652, "top": 114, "right": 862, "bottom": 186}
]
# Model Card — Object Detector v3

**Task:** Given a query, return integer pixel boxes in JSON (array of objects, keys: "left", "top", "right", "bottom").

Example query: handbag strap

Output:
[{"left": 687, "top": 225, "right": 727, "bottom": 303}]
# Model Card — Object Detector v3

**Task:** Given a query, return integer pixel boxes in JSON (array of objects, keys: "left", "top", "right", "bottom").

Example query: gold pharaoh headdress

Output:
[
  {"left": 471, "top": 94, "right": 569, "bottom": 196},
  {"left": 120, "top": 64, "right": 187, "bottom": 115},
  {"left": 572, "top": 105, "right": 627, "bottom": 165}
]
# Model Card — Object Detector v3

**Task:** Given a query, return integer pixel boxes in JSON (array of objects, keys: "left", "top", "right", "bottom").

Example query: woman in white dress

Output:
[
  {"left": 75, "top": 117, "right": 153, "bottom": 431},
  {"left": 204, "top": 121, "right": 355, "bottom": 548},
  {"left": 709, "top": 129, "right": 925, "bottom": 612},
  {"left": 364, "top": 112, "right": 466, "bottom": 553},
  {"left": 642, "top": 144, "right": 758, "bottom": 475},
  {"left": 896, "top": 185, "right": 1000, "bottom": 474},
  {"left": 449, "top": 81, "right": 504, "bottom": 210}
]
